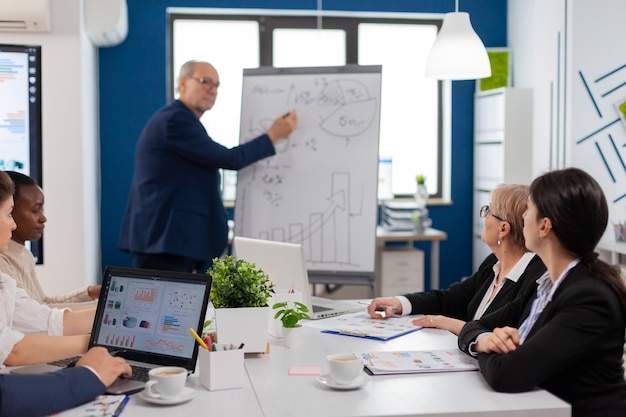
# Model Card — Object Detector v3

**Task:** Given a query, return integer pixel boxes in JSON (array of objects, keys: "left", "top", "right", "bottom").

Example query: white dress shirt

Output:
[{"left": 0, "top": 272, "right": 65, "bottom": 366}]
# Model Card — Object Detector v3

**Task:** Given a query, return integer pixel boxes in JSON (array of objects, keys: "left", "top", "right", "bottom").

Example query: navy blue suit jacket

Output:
[
  {"left": 119, "top": 100, "right": 276, "bottom": 263},
  {"left": 0, "top": 367, "right": 105, "bottom": 417}
]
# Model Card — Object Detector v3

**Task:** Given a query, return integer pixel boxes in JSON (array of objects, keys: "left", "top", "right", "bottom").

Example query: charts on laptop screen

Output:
[
  {"left": 95, "top": 273, "right": 208, "bottom": 360},
  {"left": 0, "top": 44, "right": 43, "bottom": 262}
]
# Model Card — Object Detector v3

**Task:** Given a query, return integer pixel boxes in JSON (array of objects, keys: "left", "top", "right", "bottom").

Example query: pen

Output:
[
  {"left": 189, "top": 328, "right": 209, "bottom": 350},
  {"left": 238, "top": 342, "right": 245, "bottom": 350},
  {"left": 282, "top": 111, "right": 290, "bottom": 118},
  {"left": 375, "top": 305, "right": 399, "bottom": 311}
]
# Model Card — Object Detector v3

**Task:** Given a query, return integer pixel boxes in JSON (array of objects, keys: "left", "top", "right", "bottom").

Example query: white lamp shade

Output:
[{"left": 425, "top": 12, "right": 491, "bottom": 80}]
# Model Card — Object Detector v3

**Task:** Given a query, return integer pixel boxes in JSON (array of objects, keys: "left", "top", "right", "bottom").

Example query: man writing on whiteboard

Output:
[{"left": 119, "top": 60, "right": 298, "bottom": 273}]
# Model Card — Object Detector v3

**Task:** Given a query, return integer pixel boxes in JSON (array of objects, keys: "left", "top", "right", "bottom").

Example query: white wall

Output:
[
  {"left": 0, "top": 0, "right": 99, "bottom": 293},
  {"left": 509, "top": 0, "right": 626, "bottom": 244}
]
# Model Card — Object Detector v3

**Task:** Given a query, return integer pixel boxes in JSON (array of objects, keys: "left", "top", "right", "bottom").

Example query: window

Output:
[{"left": 168, "top": 9, "right": 447, "bottom": 199}]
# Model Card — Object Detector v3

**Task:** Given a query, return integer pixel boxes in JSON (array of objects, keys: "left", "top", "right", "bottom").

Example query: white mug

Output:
[
  {"left": 143, "top": 366, "right": 187, "bottom": 399},
  {"left": 326, "top": 354, "right": 364, "bottom": 384}
]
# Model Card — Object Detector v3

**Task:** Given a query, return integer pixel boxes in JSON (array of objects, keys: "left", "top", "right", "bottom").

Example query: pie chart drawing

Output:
[{"left": 317, "top": 79, "right": 377, "bottom": 138}]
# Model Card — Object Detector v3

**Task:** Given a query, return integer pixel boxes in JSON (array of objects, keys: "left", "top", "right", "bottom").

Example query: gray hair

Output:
[{"left": 178, "top": 60, "right": 198, "bottom": 81}]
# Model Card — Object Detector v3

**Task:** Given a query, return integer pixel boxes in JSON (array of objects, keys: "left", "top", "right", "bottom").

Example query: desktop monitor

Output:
[{"left": 0, "top": 43, "right": 43, "bottom": 262}]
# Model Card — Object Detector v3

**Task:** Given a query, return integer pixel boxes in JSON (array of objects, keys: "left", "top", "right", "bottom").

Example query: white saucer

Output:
[
  {"left": 139, "top": 386, "right": 195, "bottom": 405},
  {"left": 317, "top": 373, "right": 371, "bottom": 390}
]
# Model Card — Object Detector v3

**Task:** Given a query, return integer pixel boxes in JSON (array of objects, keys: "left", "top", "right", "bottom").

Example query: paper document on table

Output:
[
  {"left": 355, "top": 349, "right": 479, "bottom": 375},
  {"left": 52, "top": 394, "right": 129, "bottom": 417},
  {"left": 319, "top": 312, "right": 422, "bottom": 341}
]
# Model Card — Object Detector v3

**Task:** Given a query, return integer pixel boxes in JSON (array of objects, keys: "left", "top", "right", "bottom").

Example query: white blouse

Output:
[{"left": 0, "top": 272, "right": 65, "bottom": 366}]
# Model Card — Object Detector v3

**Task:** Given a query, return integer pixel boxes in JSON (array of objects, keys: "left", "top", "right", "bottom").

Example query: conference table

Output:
[{"left": 124, "top": 305, "right": 571, "bottom": 417}]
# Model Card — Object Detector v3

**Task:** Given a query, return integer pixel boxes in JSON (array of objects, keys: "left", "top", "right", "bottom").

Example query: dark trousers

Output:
[{"left": 130, "top": 252, "right": 205, "bottom": 273}]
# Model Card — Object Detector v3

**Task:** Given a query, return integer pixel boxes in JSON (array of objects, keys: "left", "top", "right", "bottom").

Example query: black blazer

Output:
[
  {"left": 458, "top": 262, "right": 626, "bottom": 417},
  {"left": 404, "top": 253, "right": 546, "bottom": 320}
]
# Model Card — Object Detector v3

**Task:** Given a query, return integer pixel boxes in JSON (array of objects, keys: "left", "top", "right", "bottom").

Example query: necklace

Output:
[{"left": 494, "top": 280, "right": 503, "bottom": 287}]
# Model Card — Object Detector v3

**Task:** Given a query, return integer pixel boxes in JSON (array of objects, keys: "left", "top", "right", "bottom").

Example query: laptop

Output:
[
  {"left": 12, "top": 266, "right": 212, "bottom": 395},
  {"left": 233, "top": 236, "right": 363, "bottom": 319}
]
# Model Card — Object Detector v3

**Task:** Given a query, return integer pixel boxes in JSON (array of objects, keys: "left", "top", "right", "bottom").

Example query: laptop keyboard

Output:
[
  {"left": 48, "top": 356, "right": 150, "bottom": 382},
  {"left": 48, "top": 356, "right": 81, "bottom": 367},
  {"left": 312, "top": 304, "right": 333, "bottom": 313},
  {"left": 125, "top": 365, "right": 150, "bottom": 382}
]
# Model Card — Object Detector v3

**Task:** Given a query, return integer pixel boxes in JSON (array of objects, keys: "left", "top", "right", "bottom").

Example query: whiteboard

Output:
[{"left": 234, "top": 65, "right": 382, "bottom": 277}]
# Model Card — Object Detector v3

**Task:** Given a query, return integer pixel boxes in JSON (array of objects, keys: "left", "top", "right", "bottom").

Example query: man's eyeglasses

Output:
[
  {"left": 189, "top": 77, "right": 220, "bottom": 90},
  {"left": 480, "top": 205, "right": 507, "bottom": 222}
]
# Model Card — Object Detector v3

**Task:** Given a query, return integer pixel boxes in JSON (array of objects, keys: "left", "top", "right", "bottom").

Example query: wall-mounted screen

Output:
[{"left": 0, "top": 44, "right": 43, "bottom": 263}]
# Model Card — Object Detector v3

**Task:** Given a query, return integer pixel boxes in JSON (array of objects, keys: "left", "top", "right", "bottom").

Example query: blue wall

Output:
[{"left": 98, "top": 0, "right": 507, "bottom": 290}]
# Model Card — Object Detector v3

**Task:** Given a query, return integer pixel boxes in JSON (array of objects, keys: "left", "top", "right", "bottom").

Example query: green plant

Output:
[
  {"left": 207, "top": 255, "right": 274, "bottom": 308},
  {"left": 415, "top": 175, "right": 426, "bottom": 185},
  {"left": 272, "top": 301, "right": 311, "bottom": 328}
]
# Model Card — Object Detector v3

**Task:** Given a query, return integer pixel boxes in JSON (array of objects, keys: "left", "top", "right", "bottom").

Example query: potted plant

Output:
[
  {"left": 272, "top": 301, "right": 310, "bottom": 347},
  {"left": 415, "top": 174, "right": 428, "bottom": 209},
  {"left": 207, "top": 255, "right": 274, "bottom": 352}
]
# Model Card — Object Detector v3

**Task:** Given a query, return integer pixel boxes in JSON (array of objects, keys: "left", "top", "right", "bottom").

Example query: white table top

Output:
[{"left": 124, "top": 310, "right": 571, "bottom": 417}]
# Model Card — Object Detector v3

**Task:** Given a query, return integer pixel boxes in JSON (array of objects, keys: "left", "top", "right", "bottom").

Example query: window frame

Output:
[{"left": 167, "top": 9, "right": 446, "bottom": 199}]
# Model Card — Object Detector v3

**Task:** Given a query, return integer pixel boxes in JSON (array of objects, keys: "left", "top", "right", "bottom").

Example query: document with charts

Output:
[
  {"left": 319, "top": 312, "right": 422, "bottom": 340},
  {"left": 355, "top": 349, "right": 479, "bottom": 375}
]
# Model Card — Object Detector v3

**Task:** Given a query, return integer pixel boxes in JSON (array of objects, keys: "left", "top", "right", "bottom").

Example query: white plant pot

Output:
[
  {"left": 215, "top": 306, "right": 270, "bottom": 353},
  {"left": 282, "top": 325, "right": 302, "bottom": 348}
]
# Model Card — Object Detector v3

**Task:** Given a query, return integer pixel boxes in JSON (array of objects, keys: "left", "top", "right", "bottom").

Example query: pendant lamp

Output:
[{"left": 425, "top": 1, "right": 491, "bottom": 80}]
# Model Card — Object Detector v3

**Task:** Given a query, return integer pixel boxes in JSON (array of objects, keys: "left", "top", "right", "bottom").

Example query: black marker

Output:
[{"left": 282, "top": 111, "right": 290, "bottom": 118}]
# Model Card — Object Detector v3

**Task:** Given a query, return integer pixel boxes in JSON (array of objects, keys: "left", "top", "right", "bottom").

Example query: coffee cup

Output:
[
  {"left": 326, "top": 354, "right": 364, "bottom": 384},
  {"left": 143, "top": 366, "right": 187, "bottom": 399}
]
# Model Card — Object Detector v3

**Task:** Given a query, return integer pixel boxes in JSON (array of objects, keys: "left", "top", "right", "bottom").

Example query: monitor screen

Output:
[{"left": 0, "top": 44, "right": 43, "bottom": 262}]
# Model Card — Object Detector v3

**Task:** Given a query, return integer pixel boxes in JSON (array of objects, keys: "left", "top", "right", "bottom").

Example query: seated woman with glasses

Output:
[
  {"left": 458, "top": 168, "right": 626, "bottom": 416},
  {"left": 367, "top": 184, "right": 546, "bottom": 335}
]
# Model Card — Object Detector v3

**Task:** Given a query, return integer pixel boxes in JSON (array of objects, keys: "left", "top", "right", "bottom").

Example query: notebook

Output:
[
  {"left": 232, "top": 236, "right": 363, "bottom": 319},
  {"left": 11, "top": 266, "right": 212, "bottom": 395}
]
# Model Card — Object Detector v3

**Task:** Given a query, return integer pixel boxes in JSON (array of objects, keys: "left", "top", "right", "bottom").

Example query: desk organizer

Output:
[{"left": 198, "top": 345, "right": 244, "bottom": 391}]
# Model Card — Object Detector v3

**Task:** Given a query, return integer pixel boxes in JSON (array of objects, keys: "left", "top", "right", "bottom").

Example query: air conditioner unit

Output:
[
  {"left": 84, "top": 0, "right": 128, "bottom": 47},
  {"left": 0, "top": 0, "right": 51, "bottom": 32}
]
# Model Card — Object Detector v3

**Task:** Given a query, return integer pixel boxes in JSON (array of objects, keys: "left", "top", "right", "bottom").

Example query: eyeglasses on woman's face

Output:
[{"left": 480, "top": 204, "right": 507, "bottom": 222}]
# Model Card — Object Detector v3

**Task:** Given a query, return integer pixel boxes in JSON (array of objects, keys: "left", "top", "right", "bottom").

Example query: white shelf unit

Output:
[
  {"left": 376, "top": 247, "right": 424, "bottom": 297},
  {"left": 473, "top": 87, "right": 532, "bottom": 270}
]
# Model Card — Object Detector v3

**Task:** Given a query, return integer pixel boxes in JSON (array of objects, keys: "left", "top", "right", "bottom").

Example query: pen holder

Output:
[
  {"left": 198, "top": 345, "right": 244, "bottom": 391},
  {"left": 268, "top": 290, "right": 302, "bottom": 338}
]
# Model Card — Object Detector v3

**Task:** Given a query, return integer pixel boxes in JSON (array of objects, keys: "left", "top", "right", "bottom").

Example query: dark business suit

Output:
[
  {"left": 458, "top": 262, "right": 626, "bottom": 417},
  {"left": 0, "top": 367, "right": 105, "bottom": 417},
  {"left": 118, "top": 100, "right": 276, "bottom": 266},
  {"left": 404, "top": 253, "right": 545, "bottom": 320}
]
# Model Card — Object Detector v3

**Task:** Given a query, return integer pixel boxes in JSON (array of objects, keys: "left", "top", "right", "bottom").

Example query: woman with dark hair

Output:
[
  {"left": 458, "top": 167, "right": 626, "bottom": 417},
  {"left": 0, "top": 171, "right": 99, "bottom": 308},
  {"left": 0, "top": 170, "right": 95, "bottom": 367}
]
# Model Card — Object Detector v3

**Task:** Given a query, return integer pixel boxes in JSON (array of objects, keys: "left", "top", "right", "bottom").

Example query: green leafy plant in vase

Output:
[
  {"left": 272, "top": 300, "right": 310, "bottom": 347},
  {"left": 207, "top": 255, "right": 274, "bottom": 352},
  {"left": 208, "top": 255, "right": 274, "bottom": 308},
  {"left": 415, "top": 175, "right": 428, "bottom": 209},
  {"left": 272, "top": 301, "right": 311, "bottom": 328}
]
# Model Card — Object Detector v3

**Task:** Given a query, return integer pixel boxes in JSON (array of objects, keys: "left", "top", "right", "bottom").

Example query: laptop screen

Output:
[{"left": 90, "top": 267, "right": 211, "bottom": 371}]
